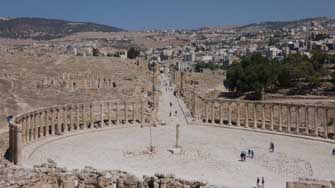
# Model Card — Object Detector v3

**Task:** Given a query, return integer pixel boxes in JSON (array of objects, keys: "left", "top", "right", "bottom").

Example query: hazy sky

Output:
[{"left": 1, "top": 0, "right": 335, "bottom": 30}]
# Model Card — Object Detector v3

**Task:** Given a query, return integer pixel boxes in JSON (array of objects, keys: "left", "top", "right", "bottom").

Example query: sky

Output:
[{"left": 1, "top": 0, "right": 335, "bottom": 30}]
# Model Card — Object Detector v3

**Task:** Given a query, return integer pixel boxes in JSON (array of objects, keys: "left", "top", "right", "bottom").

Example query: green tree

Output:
[
  {"left": 225, "top": 53, "right": 323, "bottom": 100},
  {"left": 127, "top": 47, "right": 140, "bottom": 59}
]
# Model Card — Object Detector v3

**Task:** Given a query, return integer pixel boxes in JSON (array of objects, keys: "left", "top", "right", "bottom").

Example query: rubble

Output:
[{"left": 0, "top": 159, "right": 206, "bottom": 188}]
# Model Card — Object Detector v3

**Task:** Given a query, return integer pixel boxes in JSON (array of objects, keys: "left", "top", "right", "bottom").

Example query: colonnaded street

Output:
[{"left": 22, "top": 75, "right": 335, "bottom": 188}]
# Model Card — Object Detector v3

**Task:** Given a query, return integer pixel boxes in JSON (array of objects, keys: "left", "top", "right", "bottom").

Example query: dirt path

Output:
[{"left": 8, "top": 80, "right": 31, "bottom": 112}]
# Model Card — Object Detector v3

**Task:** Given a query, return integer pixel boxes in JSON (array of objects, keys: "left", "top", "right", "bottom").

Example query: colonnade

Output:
[
  {"left": 39, "top": 77, "right": 116, "bottom": 90},
  {"left": 9, "top": 100, "right": 150, "bottom": 165},
  {"left": 192, "top": 99, "right": 335, "bottom": 140}
]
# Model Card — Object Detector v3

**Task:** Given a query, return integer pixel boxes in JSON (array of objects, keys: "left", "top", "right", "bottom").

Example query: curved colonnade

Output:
[
  {"left": 189, "top": 97, "right": 335, "bottom": 140},
  {"left": 9, "top": 99, "right": 151, "bottom": 165}
]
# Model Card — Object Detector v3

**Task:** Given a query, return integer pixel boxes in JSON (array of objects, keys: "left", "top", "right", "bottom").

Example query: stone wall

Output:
[
  {"left": 0, "top": 131, "right": 9, "bottom": 160},
  {"left": 0, "top": 159, "right": 205, "bottom": 188},
  {"left": 287, "top": 179, "right": 335, "bottom": 188}
]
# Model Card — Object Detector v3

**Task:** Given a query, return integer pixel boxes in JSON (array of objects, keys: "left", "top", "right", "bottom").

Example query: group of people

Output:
[
  {"left": 169, "top": 102, "right": 178, "bottom": 117},
  {"left": 248, "top": 149, "right": 255, "bottom": 158},
  {"left": 256, "top": 177, "right": 265, "bottom": 188},
  {"left": 240, "top": 149, "right": 255, "bottom": 161},
  {"left": 240, "top": 142, "right": 275, "bottom": 162},
  {"left": 240, "top": 151, "right": 247, "bottom": 161}
]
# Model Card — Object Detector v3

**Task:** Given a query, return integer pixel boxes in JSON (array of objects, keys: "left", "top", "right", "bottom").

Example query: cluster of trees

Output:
[
  {"left": 224, "top": 52, "right": 329, "bottom": 100},
  {"left": 194, "top": 62, "right": 225, "bottom": 72},
  {"left": 127, "top": 47, "right": 140, "bottom": 59}
]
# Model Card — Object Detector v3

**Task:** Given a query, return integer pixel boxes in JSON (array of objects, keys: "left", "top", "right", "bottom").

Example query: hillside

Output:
[
  {"left": 238, "top": 17, "right": 335, "bottom": 31},
  {"left": 0, "top": 17, "right": 125, "bottom": 40}
]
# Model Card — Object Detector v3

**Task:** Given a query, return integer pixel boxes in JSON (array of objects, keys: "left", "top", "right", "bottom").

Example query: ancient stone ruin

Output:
[{"left": 0, "top": 159, "right": 205, "bottom": 188}]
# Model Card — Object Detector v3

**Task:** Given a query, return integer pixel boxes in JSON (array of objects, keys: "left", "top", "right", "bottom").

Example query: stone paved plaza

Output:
[{"left": 21, "top": 75, "right": 335, "bottom": 188}]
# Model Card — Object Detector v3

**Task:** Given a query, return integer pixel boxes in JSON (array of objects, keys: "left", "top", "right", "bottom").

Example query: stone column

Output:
[
  {"left": 270, "top": 105, "right": 274, "bottom": 131},
  {"left": 192, "top": 89, "right": 196, "bottom": 118},
  {"left": 63, "top": 107, "right": 67, "bottom": 133},
  {"left": 56, "top": 108, "right": 61, "bottom": 135},
  {"left": 81, "top": 105, "right": 86, "bottom": 129},
  {"left": 205, "top": 102, "right": 208, "bottom": 123},
  {"left": 262, "top": 104, "right": 266, "bottom": 129},
  {"left": 39, "top": 112, "right": 44, "bottom": 137},
  {"left": 324, "top": 108, "right": 328, "bottom": 138},
  {"left": 76, "top": 105, "right": 80, "bottom": 129},
  {"left": 14, "top": 127, "right": 23, "bottom": 165},
  {"left": 24, "top": 116, "right": 29, "bottom": 143},
  {"left": 140, "top": 101, "right": 144, "bottom": 124},
  {"left": 30, "top": 114, "right": 34, "bottom": 141},
  {"left": 132, "top": 102, "right": 135, "bottom": 124},
  {"left": 305, "top": 106, "right": 309, "bottom": 135},
  {"left": 9, "top": 126, "right": 15, "bottom": 162},
  {"left": 245, "top": 103, "right": 249, "bottom": 127},
  {"left": 108, "top": 102, "right": 112, "bottom": 126},
  {"left": 27, "top": 115, "right": 31, "bottom": 143},
  {"left": 314, "top": 107, "right": 318, "bottom": 136},
  {"left": 279, "top": 105, "right": 283, "bottom": 132},
  {"left": 237, "top": 103, "right": 241, "bottom": 127},
  {"left": 35, "top": 113, "right": 41, "bottom": 139},
  {"left": 50, "top": 109, "right": 55, "bottom": 135},
  {"left": 45, "top": 111, "right": 49, "bottom": 137},
  {"left": 211, "top": 102, "right": 215, "bottom": 124},
  {"left": 116, "top": 102, "right": 119, "bottom": 125},
  {"left": 89, "top": 104, "right": 93, "bottom": 128},
  {"left": 20, "top": 119, "right": 26, "bottom": 145},
  {"left": 67, "top": 106, "right": 71, "bottom": 130},
  {"left": 124, "top": 102, "right": 128, "bottom": 124},
  {"left": 253, "top": 103, "right": 257, "bottom": 128},
  {"left": 175, "top": 124, "right": 181, "bottom": 148},
  {"left": 228, "top": 102, "right": 232, "bottom": 126},
  {"left": 100, "top": 103, "right": 104, "bottom": 127},
  {"left": 287, "top": 106, "right": 291, "bottom": 133},
  {"left": 219, "top": 103, "right": 223, "bottom": 124},
  {"left": 296, "top": 107, "right": 300, "bottom": 134},
  {"left": 33, "top": 113, "right": 38, "bottom": 140}
]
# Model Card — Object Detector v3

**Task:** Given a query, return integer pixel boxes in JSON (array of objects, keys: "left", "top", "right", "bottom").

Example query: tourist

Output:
[
  {"left": 169, "top": 112, "right": 172, "bottom": 117},
  {"left": 170, "top": 102, "right": 173, "bottom": 107},
  {"left": 175, "top": 110, "right": 178, "bottom": 116},
  {"left": 256, "top": 177, "right": 260, "bottom": 188},
  {"left": 240, "top": 152, "right": 244, "bottom": 161},
  {"left": 269, "top": 142, "right": 274, "bottom": 152},
  {"left": 332, "top": 148, "right": 335, "bottom": 156},
  {"left": 262, "top": 177, "right": 265, "bottom": 187},
  {"left": 251, "top": 150, "right": 254, "bottom": 159},
  {"left": 248, "top": 149, "right": 251, "bottom": 158}
]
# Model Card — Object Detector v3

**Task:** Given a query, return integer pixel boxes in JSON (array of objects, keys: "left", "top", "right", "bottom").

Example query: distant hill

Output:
[
  {"left": 0, "top": 17, "right": 125, "bottom": 40},
  {"left": 238, "top": 17, "right": 335, "bottom": 31}
]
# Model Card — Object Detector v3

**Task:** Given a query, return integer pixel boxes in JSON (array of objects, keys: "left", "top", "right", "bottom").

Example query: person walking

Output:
[
  {"left": 269, "top": 142, "right": 274, "bottom": 152},
  {"left": 261, "top": 177, "right": 265, "bottom": 187},
  {"left": 332, "top": 148, "right": 335, "bottom": 156},
  {"left": 256, "top": 177, "right": 260, "bottom": 188},
  {"left": 169, "top": 112, "right": 172, "bottom": 117},
  {"left": 175, "top": 110, "right": 178, "bottom": 116}
]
